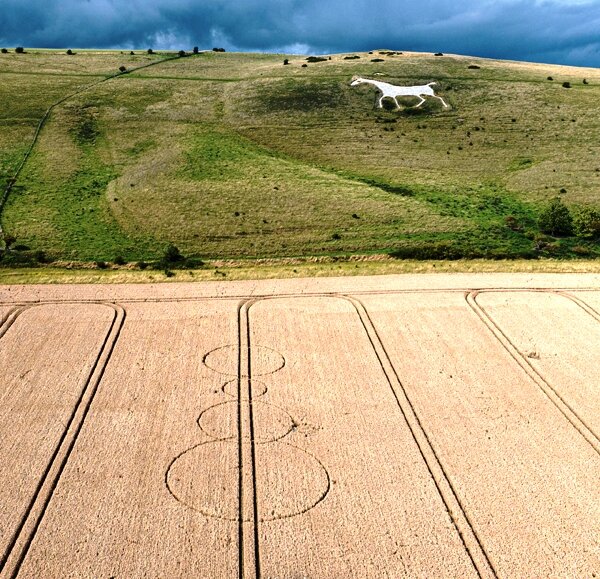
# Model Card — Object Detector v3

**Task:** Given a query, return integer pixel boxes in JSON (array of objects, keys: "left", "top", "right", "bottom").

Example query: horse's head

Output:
[{"left": 350, "top": 76, "right": 364, "bottom": 86}]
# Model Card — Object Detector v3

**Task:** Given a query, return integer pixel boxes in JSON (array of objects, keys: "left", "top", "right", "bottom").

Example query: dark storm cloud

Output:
[{"left": 1, "top": 0, "right": 599, "bottom": 67}]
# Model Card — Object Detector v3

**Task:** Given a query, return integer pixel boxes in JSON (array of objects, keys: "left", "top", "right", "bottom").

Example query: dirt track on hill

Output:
[{"left": 0, "top": 274, "right": 599, "bottom": 578}]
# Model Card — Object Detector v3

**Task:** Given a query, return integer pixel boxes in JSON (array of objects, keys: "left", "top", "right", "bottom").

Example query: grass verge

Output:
[{"left": 2, "top": 256, "right": 600, "bottom": 284}]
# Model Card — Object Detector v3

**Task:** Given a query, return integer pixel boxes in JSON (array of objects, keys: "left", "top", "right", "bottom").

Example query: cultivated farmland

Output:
[{"left": 1, "top": 273, "right": 599, "bottom": 577}]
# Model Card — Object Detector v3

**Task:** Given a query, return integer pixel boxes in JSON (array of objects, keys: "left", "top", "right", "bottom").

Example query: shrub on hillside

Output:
[
  {"left": 193, "top": 46, "right": 199, "bottom": 54},
  {"left": 15, "top": 47, "right": 24, "bottom": 54},
  {"left": 3, "top": 234, "right": 16, "bottom": 249},
  {"left": 283, "top": 59, "right": 289, "bottom": 65},
  {"left": 34, "top": 250, "right": 48, "bottom": 263},
  {"left": 573, "top": 206, "right": 600, "bottom": 238},
  {"left": 538, "top": 197, "right": 573, "bottom": 236},
  {"left": 119, "top": 65, "right": 127, "bottom": 72},
  {"left": 390, "top": 240, "right": 464, "bottom": 260},
  {"left": 505, "top": 215, "right": 523, "bottom": 231},
  {"left": 114, "top": 255, "right": 126, "bottom": 265},
  {"left": 1, "top": 48, "right": 8, "bottom": 54},
  {"left": 212, "top": 47, "right": 226, "bottom": 52},
  {"left": 178, "top": 50, "right": 186, "bottom": 57},
  {"left": 572, "top": 244, "right": 592, "bottom": 256},
  {"left": 164, "top": 244, "right": 183, "bottom": 262},
  {"left": 147, "top": 48, "right": 154, "bottom": 54},
  {"left": 66, "top": 49, "right": 74, "bottom": 55},
  {"left": 562, "top": 82, "right": 571, "bottom": 88}
]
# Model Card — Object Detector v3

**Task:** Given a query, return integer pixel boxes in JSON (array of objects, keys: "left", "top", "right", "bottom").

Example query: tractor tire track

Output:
[
  {"left": 466, "top": 290, "right": 600, "bottom": 455},
  {"left": 343, "top": 294, "right": 497, "bottom": 579},
  {"left": 0, "top": 303, "right": 126, "bottom": 579}
]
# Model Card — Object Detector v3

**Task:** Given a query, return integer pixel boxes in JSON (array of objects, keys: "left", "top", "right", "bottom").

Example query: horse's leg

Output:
[
  {"left": 394, "top": 97, "right": 401, "bottom": 110},
  {"left": 378, "top": 95, "right": 385, "bottom": 108},
  {"left": 414, "top": 96, "right": 426, "bottom": 108},
  {"left": 435, "top": 95, "right": 449, "bottom": 108}
]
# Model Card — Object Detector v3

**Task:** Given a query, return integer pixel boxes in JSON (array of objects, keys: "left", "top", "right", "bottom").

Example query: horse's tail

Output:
[{"left": 427, "top": 81, "right": 437, "bottom": 86}]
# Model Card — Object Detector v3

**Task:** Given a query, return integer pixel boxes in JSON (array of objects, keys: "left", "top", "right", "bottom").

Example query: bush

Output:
[
  {"left": 538, "top": 197, "right": 573, "bottom": 236},
  {"left": 212, "top": 47, "right": 226, "bottom": 52},
  {"left": 137, "top": 260, "right": 148, "bottom": 270},
  {"left": 193, "top": 46, "right": 199, "bottom": 54},
  {"left": 15, "top": 47, "right": 24, "bottom": 54},
  {"left": 572, "top": 244, "right": 592, "bottom": 256},
  {"left": 34, "top": 250, "right": 48, "bottom": 263},
  {"left": 434, "top": 52, "right": 444, "bottom": 56},
  {"left": 113, "top": 255, "right": 126, "bottom": 265},
  {"left": 547, "top": 76, "right": 553, "bottom": 81},
  {"left": 306, "top": 56, "right": 327, "bottom": 63},
  {"left": 562, "top": 82, "right": 571, "bottom": 88},
  {"left": 390, "top": 240, "right": 464, "bottom": 260},
  {"left": 95, "top": 260, "right": 107, "bottom": 269},
  {"left": 129, "top": 51, "right": 135, "bottom": 55},
  {"left": 119, "top": 65, "right": 127, "bottom": 72},
  {"left": 283, "top": 59, "right": 289, "bottom": 65},
  {"left": 505, "top": 215, "right": 523, "bottom": 231},
  {"left": 147, "top": 48, "right": 154, "bottom": 54},
  {"left": 164, "top": 243, "right": 183, "bottom": 262},
  {"left": 583, "top": 78, "right": 589, "bottom": 85},
  {"left": 3, "top": 234, "right": 16, "bottom": 249},
  {"left": 573, "top": 206, "right": 600, "bottom": 238},
  {"left": 184, "top": 256, "right": 205, "bottom": 268},
  {"left": 1, "top": 48, "right": 8, "bottom": 54},
  {"left": 66, "top": 49, "right": 73, "bottom": 55},
  {"left": 178, "top": 50, "right": 186, "bottom": 57}
]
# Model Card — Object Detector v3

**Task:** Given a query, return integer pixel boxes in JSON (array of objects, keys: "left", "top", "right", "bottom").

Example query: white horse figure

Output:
[{"left": 351, "top": 76, "right": 449, "bottom": 109}]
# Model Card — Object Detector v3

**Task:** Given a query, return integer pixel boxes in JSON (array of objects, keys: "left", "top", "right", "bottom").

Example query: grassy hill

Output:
[{"left": 1, "top": 48, "right": 599, "bottom": 267}]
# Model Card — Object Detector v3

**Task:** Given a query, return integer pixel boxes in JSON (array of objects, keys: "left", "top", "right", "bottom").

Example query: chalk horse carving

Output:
[{"left": 351, "top": 76, "right": 449, "bottom": 109}]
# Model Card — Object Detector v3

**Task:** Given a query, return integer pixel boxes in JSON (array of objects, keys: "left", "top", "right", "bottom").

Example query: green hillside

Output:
[{"left": 1, "top": 48, "right": 599, "bottom": 266}]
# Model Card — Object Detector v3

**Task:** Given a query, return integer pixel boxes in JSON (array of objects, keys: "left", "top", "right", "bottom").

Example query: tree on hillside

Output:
[
  {"left": 573, "top": 206, "right": 600, "bottom": 238},
  {"left": 538, "top": 197, "right": 573, "bottom": 236}
]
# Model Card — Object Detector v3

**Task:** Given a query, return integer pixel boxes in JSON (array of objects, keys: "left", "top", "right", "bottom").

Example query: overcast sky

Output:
[{"left": 2, "top": 0, "right": 599, "bottom": 67}]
